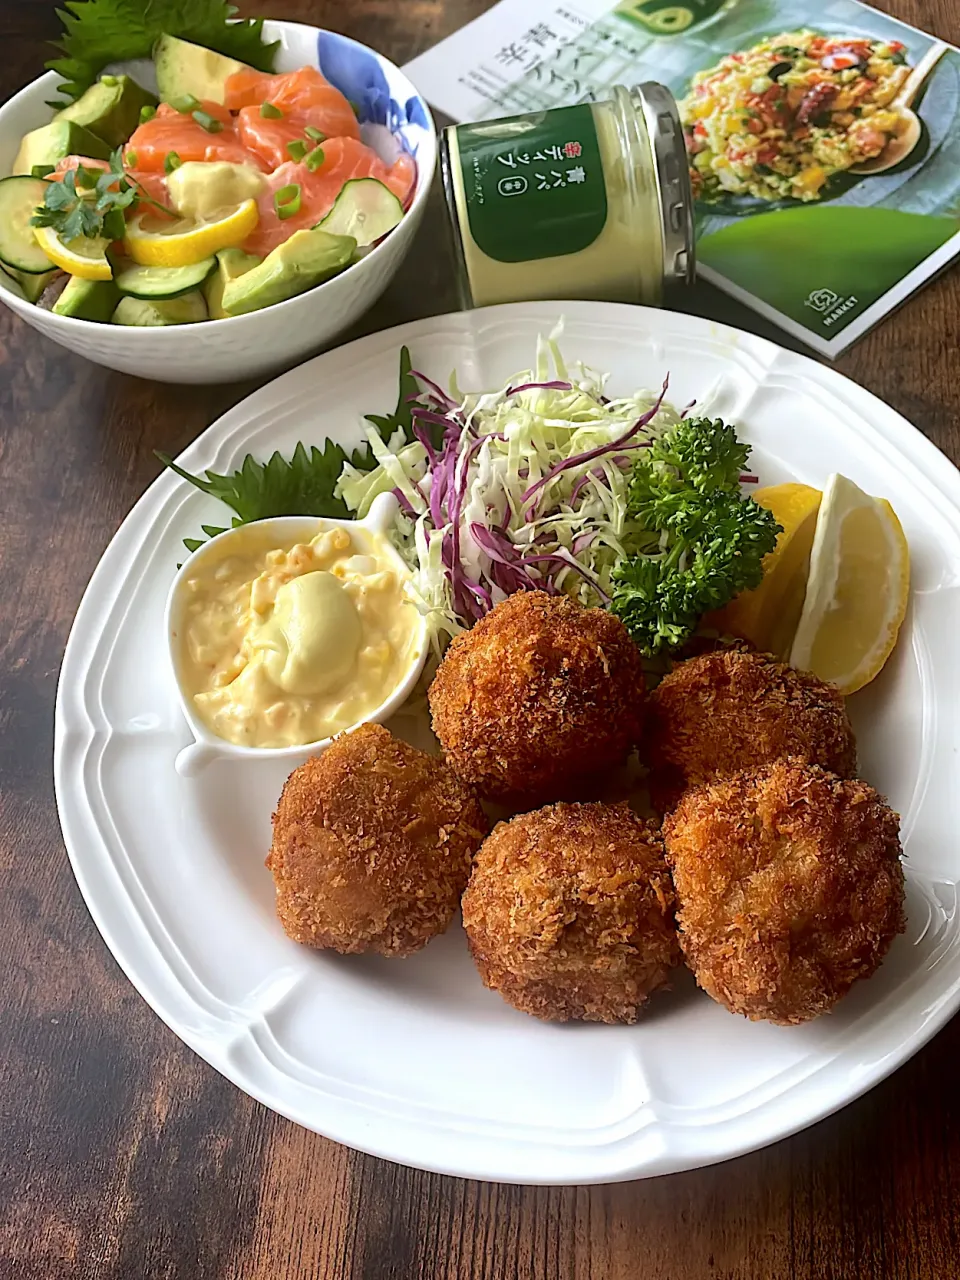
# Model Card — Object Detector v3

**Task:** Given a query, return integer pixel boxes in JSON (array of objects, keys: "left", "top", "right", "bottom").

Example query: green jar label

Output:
[
  {"left": 453, "top": 104, "right": 607, "bottom": 264},
  {"left": 615, "top": 0, "right": 731, "bottom": 35}
]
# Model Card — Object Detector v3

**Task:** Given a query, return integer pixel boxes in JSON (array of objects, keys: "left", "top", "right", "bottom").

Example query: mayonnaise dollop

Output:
[
  {"left": 250, "top": 570, "right": 363, "bottom": 696},
  {"left": 167, "top": 161, "right": 266, "bottom": 220},
  {"left": 176, "top": 523, "right": 422, "bottom": 748}
]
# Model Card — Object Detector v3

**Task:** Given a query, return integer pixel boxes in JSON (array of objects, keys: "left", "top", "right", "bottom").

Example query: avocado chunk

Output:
[
  {"left": 221, "top": 230, "right": 356, "bottom": 317},
  {"left": 0, "top": 264, "right": 62, "bottom": 303},
  {"left": 203, "top": 248, "right": 262, "bottom": 319},
  {"left": 154, "top": 34, "right": 251, "bottom": 106},
  {"left": 112, "top": 292, "right": 208, "bottom": 326},
  {"left": 53, "top": 276, "right": 121, "bottom": 322},
  {"left": 13, "top": 120, "right": 112, "bottom": 176},
  {"left": 56, "top": 75, "right": 157, "bottom": 148}
]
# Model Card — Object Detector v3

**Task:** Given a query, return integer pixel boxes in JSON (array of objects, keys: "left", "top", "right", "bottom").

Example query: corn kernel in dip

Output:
[{"left": 177, "top": 523, "right": 422, "bottom": 748}]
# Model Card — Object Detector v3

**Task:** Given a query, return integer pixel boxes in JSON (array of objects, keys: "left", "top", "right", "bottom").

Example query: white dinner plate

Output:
[{"left": 55, "top": 301, "right": 960, "bottom": 1185}]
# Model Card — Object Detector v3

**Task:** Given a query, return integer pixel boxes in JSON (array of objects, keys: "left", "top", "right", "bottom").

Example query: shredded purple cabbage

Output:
[
  {"left": 520, "top": 378, "right": 669, "bottom": 513},
  {"left": 505, "top": 379, "right": 573, "bottom": 396},
  {"left": 385, "top": 364, "right": 673, "bottom": 627},
  {"left": 409, "top": 370, "right": 457, "bottom": 409},
  {"left": 392, "top": 487, "right": 416, "bottom": 516}
]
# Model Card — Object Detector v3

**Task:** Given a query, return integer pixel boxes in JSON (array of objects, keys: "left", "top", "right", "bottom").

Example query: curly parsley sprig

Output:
[{"left": 611, "top": 416, "right": 782, "bottom": 656}]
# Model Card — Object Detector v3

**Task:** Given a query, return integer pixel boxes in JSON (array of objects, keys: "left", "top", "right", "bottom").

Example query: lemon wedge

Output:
[
  {"left": 710, "top": 482, "right": 822, "bottom": 657},
  {"left": 789, "top": 473, "right": 909, "bottom": 695},
  {"left": 32, "top": 227, "right": 112, "bottom": 280},
  {"left": 124, "top": 200, "right": 259, "bottom": 267}
]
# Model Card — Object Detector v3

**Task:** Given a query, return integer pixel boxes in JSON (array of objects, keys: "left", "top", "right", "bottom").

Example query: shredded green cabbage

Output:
[{"left": 336, "top": 326, "right": 682, "bottom": 647}]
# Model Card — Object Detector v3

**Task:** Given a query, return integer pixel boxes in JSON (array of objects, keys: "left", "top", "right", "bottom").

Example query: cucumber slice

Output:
[
  {"left": 112, "top": 292, "right": 208, "bottom": 326},
  {"left": 0, "top": 176, "right": 56, "bottom": 273},
  {"left": 115, "top": 259, "right": 216, "bottom": 299},
  {"left": 315, "top": 178, "right": 403, "bottom": 248}
]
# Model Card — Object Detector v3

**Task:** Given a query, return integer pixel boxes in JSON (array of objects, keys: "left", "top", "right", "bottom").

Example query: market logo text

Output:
[{"left": 804, "top": 289, "right": 860, "bottom": 327}]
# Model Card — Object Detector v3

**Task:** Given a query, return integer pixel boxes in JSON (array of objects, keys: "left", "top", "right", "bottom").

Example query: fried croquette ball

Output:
[
  {"left": 646, "top": 648, "right": 856, "bottom": 811},
  {"left": 428, "top": 591, "right": 645, "bottom": 804},
  {"left": 267, "top": 723, "right": 488, "bottom": 957},
  {"left": 663, "top": 761, "right": 905, "bottom": 1024},
  {"left": 462, "top": 802, "right": 680, "bottom": 1023}
]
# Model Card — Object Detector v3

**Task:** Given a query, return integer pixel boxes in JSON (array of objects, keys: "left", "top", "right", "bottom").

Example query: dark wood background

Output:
[{"left": 1, "top": 1, "right": 958, "bottom": 1276}]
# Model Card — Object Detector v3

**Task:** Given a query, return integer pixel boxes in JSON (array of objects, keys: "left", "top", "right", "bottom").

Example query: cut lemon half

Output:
[
  {"left": 789, "top": 473, "right": 909, "bottom": 695},
  {"left": 124, "top": 200, "right": 259, "bottom": 268},
  {"left": 709, "top": 482, "right": 822, "bottom": 658},
  {"left": 32, "top": 227, "right": 112, "bottom": 280}
]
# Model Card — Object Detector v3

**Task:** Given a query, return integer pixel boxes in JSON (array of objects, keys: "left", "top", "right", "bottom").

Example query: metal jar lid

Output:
[{"left": 629, "top": 82, "right": 696, "bottom": 288}]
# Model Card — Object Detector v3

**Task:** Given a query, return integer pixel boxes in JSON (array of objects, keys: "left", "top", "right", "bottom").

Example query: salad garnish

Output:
[
  {"left": 160, "top": 337, "right": 778, "bottom": 656},
  {"left": 30, "top": 149, "right": 173, "bottom": 242},
  {"left": 337, "top": 333, "right": 682, "bottom": 641},
  {"left": 610, "top": 417, "right": 780, "bottom": 654},
  {"left": 157, "top": 347, "right": 420, "bottom": 548},
  {"left": 159, "top": 441, "right": 360, "bottom": 552},
  {"left": 47, "top": 0, "right": 278, "bottom": 105}
]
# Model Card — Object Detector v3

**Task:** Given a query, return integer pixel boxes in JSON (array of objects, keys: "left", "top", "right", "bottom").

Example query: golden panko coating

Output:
[
  {"left": 428, "top": 591, "right": 645, "bottom": 804},
  {"left": 646, "top": 648, "right": 856, "bottom": 811},
  {"left": 664, "top": 761, "right": 905, "bottom": 1024},
  {"left": 267, "top": 723, "right": 488, "bottom": 957},
  {"left": 462, "top": 802, "right": 680, "bottom": 1023}
]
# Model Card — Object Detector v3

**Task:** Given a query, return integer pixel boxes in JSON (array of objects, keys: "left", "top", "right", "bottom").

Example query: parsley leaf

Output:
[
  {"left": 46, "top": 0, "right": 279, "bottom": 104},
  {"left": 610, "top": 417, "right": 782, "bottom": 656},
  {"left": 30, "top": 148, "right": 172, "bottom": 240}
]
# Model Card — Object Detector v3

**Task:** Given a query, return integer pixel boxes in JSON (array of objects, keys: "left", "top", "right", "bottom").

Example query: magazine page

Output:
[{"left": 406, "top": 1, "right": 960, "bottom": 356}]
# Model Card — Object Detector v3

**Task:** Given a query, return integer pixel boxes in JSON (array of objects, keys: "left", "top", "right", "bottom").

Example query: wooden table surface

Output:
[{"left": 2, "top": 0, "right": 959, "bottom": 1276}]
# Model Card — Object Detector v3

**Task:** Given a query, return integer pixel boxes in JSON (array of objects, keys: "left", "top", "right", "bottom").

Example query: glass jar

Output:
[{"left": 439, "top": 83, "right": 694, "bottom": 310}]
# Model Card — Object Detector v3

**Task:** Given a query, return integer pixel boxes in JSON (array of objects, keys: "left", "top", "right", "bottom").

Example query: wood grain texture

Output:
[{"left": 0, "top": 1, "right": 959, "bottom": 1277}]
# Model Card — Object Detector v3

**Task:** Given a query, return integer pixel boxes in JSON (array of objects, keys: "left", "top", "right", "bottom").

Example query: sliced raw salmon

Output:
[
  {"left": 125, "top": 102, "right": 262, "bottom": 172},
  {"left": 236, "top": 107, "right": 322, "bottom": 171},
  {"left": 242, "top": 138, "right": 416, "bottom": 256},
  {"left": 223, "top": 66, "right": 360, "bottom": 140},
  {"left": 53, "top": 154, "right": 109, "bottom": 178}
]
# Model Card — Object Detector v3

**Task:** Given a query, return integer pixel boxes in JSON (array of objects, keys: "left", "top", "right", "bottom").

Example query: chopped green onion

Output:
[
  {"left": 348, "top": 100, "right": 362, "bottom": 119},
  {"left": 139, "top": 104, "right": 156, "bottom": 124},
  {"left": 125, "top": 149, "right": 138, "bottom": 167},
  {"left": 100, "top": 74, "right": 118, "bottom": 86},
  {"left": 170, "top": 94, "right": 200, "bottom": 113},
  {"left": 286, "top": 139, "right": 307, "bottom": 162},
  {"left": 260, "top": 101, "right": 284, "bottom": 119},
  {"left": 304, "top": 126, "right": 326, "bottom": 142},
  {"left": 192, "top": 110, "right": 223, "bottom": 134},
  {"left": 31, "top": 164, "right": 56, "bottom": 178},
  {"left": 274, "top": 183, "right": 302, "bottom": 220},
  {"left": 304, "top": 144, "right": 325, "bottom": 172},
  {"left": 164, "top": 151, "right": 182, "bottom": 174}
]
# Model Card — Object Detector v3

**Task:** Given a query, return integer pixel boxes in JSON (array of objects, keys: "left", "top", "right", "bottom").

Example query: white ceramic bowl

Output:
[
  {"left": 0, "top": 21, "right": 436, "bottom": 382},
  {"left": 165, "top": 491, "right": 428, "bottom": 777}
]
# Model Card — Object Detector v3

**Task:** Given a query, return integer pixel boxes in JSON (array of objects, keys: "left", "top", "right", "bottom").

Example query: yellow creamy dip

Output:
[{"left": 176, "top": 523, "right": 422, "bottom": 748}]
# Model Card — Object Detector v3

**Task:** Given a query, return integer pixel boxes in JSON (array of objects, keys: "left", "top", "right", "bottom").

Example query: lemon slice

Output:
[
  {"left": 710, "top": 483, "right": 823, "bottom": 657},
  {"left": 124, "top": 200, "right": 259, "bottom": 268},
  {"left": 32, "top": 227, "right": 112, "bottom": 280},
  {"left": 789, "top": 473, "right": 909, "bottom": 695}
]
